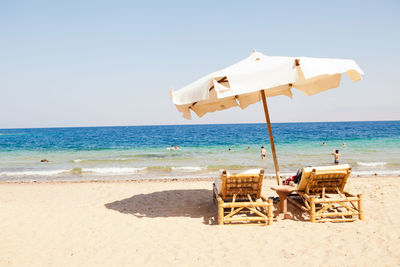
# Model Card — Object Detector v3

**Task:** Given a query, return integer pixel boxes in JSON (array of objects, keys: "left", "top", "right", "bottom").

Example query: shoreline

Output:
[
  {"left": 0, "top": 176, "right": 214, "bottom": 184},
  {"left": 1, "top": 174, "right": 399, "bottom": 185}
]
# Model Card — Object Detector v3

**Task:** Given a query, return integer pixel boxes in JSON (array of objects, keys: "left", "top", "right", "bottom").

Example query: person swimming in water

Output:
[
  {"left": 261, "top": 146, "right": 266, "bottom": 159},
  {"left": 331, "top": 149, "right": 341, "bottom": 165}
]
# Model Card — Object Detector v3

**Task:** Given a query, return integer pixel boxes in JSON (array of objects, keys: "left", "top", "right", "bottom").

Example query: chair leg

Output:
[
  {"left": 358, "top": 194, "right": 364, "bottom": 220},
  {"left": 218, "top": 199, "right": 224, "bottom": 225},
  {"left": 267, "top": 199, "right": 273, "bottom": 225},
  {"left": 310, "top": 196, "right": 316, "bottom": 223},
  {"left": 212, "top": 184, "right": 216, "bottom": 205}
]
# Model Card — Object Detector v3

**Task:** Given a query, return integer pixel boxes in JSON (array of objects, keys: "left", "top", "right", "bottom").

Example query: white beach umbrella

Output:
[{"left": 170, "top": 50, "right": 364, "bottom": 185}]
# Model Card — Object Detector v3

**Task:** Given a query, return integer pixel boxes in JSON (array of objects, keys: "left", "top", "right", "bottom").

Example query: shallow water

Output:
[{"left": 0, "top": 121, "right": 399, "bottom": 181}]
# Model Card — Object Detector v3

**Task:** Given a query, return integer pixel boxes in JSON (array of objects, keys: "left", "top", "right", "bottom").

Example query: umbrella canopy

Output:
[{"left": 170, "top": 51, "right": 364, "bottom": 184}]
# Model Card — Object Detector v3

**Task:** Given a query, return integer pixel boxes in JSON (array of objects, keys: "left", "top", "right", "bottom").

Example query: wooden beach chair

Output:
[
  {"left": 213, "top": 169, "right": 273, "bottom": 225},
  {"left": 288, "top": 164, "right": 364, "bottom": 223}
]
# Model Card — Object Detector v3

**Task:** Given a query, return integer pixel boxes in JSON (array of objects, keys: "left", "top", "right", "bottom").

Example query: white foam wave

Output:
[
  {"left": 357, "top": 162, "right": 387, "bottom": 167},
  {"left": 352, "top": 170, "right": 400, "bottom": 176},
  {"left": 0, "top": 167, "right": 148, "bottom": 177},
  {"left": 171, "top": 166, "right": 204, "bottom": 172},
  {"left": 0, "top": 170, "right": 67, "bottom": 176},
  {"left": 73, "top": 158, "right": 128, "bottom": 163},
  {"left": 83, "top": 167, "right": 147, "bottom": 174}
]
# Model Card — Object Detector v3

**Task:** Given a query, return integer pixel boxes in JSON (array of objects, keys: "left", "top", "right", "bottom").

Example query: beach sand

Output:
[{"left": 1, "top": 177, "right": 399, "bottom": 266}]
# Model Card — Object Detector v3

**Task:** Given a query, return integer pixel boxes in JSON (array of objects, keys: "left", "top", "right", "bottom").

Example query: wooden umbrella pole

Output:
[{"left": 260, "top": 90, "right": 281, "bottom": 185}]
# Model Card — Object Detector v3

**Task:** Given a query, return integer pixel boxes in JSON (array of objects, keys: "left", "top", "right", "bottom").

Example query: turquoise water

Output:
[{"left": 0, "top": 121, "right": 399, "bottom": 181}]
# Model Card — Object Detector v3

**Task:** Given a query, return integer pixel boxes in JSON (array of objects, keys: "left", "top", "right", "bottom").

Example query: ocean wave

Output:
[
  {"left": 82, "top": 167, "right": 147, "bottom": 174},
  {"left": 0, "top": 167, "right": 148, "bottom": 177},
  {"left": 357, "top": 162, "right": 387, "bottom": 167},
  {"left": 171, "top": 166, "right": 204, "bottom": 171},
  {"left": 145, "top": 166, "right": 201, "bottom": 172},
  {"left": 0, "top": 169, "right": 67, "bottom": 176},
  {"left": 130, "top": 153, "right": 182, "bottom": 159},
  {"left": 351, "top": 170, "right": 400, "bottom": 176},
  {"left": 71, "top": 158, "right": 134, "bottom": 163},
  {"left": 206, "top": 164, "right": 259, "bottom": 171}
]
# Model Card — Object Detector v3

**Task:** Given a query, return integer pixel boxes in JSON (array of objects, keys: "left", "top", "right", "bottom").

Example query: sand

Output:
[{"left": 1, "top": 176, "right": 400, "bottom": 266}]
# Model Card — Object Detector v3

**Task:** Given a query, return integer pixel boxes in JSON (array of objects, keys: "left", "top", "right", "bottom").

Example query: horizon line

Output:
[{"left": 0, "top": 119, "right": 399, "bottom": 130}]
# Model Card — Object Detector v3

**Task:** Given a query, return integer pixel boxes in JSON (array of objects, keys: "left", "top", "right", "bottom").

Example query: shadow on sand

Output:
[
  {"left": 270, "top": 197, "right": 309, "bottom": 222},
  {"left": 105, "top": 189, "right": 218, "bottom": 225}
]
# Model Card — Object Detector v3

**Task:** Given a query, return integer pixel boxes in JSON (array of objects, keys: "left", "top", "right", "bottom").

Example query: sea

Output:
[{"left": 0, "top": 121, "right": 399, "bottom": 182}]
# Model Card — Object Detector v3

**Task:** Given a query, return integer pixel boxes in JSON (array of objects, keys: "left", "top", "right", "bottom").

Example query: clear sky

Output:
[{"left": 1, "top": 0, "right": 399, "bottom": 128}]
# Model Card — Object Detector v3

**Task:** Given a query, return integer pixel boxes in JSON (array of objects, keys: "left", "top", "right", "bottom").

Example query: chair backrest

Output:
[
  {"left": 220, "top": 169, "right": 264, "bottom": 199},
  {"left": 297, "top": 164, "right": 352, "bottom": 194}
]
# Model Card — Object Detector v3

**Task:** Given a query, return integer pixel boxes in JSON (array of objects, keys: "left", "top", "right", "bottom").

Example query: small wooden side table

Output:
[{"left": 271, "top": 185, "right": 296, "bottom": 219}]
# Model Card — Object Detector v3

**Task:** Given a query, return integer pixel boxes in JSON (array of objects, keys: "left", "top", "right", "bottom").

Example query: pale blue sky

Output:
[{"left": 1, "top": 0, "right": 399, "bottom": 128}]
